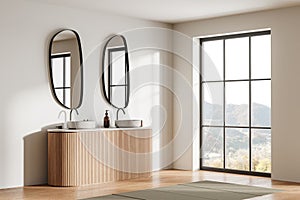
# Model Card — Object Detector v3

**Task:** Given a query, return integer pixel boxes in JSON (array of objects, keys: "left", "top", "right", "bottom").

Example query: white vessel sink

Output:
[
  {"left": 67, "top": 120, "right": 96, "bottom": 129},
  {"left": 115, "top": 120, "right": 142, "bottom": 128}
]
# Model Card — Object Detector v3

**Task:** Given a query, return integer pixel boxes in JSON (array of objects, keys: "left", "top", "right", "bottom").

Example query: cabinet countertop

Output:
[{"left": 48, "top": 127, "right": 152, "bottom": 133}]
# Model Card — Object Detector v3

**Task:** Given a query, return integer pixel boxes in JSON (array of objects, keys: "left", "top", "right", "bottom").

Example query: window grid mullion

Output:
[
  {"left": 249, "top": 36, "right": 252, "bottom": 172},
  {"left": 63, "top": 56, "right": 66, "bottom": 105},
  {"left": 202, "top": 125, "right": 271, "bottom": 129},
  {"left": 202, "top": 78, "right": 271, "bottom": 83},
  {"left": 223, "top": 39, "right": 226, "bottom": 169},
  {"left": 54, "top": 87, "right": 71, "bottom": 89}
]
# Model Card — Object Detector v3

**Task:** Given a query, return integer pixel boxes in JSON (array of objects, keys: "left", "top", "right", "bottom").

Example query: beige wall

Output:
[{"left": 172, "top": 6, "right": 300, "bottom": 182}]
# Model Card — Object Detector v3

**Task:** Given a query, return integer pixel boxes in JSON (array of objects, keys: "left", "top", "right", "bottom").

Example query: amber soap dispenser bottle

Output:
[{"left": 104, "top": 110, "right": 110, "bottom": 128}]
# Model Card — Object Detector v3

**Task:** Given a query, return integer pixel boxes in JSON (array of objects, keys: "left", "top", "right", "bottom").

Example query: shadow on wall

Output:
[{"left": 23, "top": 124, "right": 59, "bottom": 186}]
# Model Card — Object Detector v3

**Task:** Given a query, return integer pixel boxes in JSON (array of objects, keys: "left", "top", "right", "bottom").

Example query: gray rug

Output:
[{"left": 84, "top": 180, "right": 280, "bottom": 200}]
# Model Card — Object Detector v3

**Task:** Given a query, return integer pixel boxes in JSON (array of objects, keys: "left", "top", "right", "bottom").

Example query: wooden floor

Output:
[{"left": 1, "top": 170, "right": 300, "bottom": 199}]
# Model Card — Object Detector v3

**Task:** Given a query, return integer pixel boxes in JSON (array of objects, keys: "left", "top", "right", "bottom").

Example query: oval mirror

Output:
[
  {"left": 49, "top": 29, "right": 83, "bottom": 109},
  {"left": 102, "top": 35, "right": 130, "bottom": 109}
]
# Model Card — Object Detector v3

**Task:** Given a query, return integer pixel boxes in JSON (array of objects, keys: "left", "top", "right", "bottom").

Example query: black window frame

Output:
[{"left": 200, "top": 30, "right": 271, "bottom": 177}]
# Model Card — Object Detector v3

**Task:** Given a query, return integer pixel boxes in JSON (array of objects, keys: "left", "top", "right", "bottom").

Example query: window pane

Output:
[
  {"left": 252, "top": 80, "right": 271, "bottom": 127},
  {"left": 202, "top": 127, "right": 223, "bottom": 168},
  {"left": 65, "top": 56, "right": 71, "bottom": 87},
  {"left": 111, "top": 50, "right": 126, "bottom": 85},
  {"left": 65, "top": 88, "right": 71, "bottom": 108},
  {"left": 202, "top": 82, "right": 223, "bottom": 126},
  {"left": 111, "top": 86, "right": 126, "bottom": 108},
  {"left": 251, "top": 35, "right": 271, "bottom": 79},
  {"left": 55, "top": 89, "right": 64, "bottom": 104},
  {"left": 225, "top": 128, "right": 249, "bottom": 170},
  {"left": 251, "top": 129, "right": 271, "bottom": 173},
  {"left": 51, "top": 57, "right": 64, "bottom": 88},
  {"left": 225, "top": 82, "right": 249, "bottom": 126},
  {"left": 225, "top": 37, "right": 249, "bottom": 80},
  {"left": 202, "top": 40, "right": 223, "bottom": 81}
]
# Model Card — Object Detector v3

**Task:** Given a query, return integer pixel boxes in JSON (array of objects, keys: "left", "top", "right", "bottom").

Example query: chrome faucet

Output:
[
  {"left": 116, "top": 108, "right": 125, "bottom": 120},
  {"left": 70, "top": 108, "right": 79, "bottom": 121},
  {"left": 58, "top": 110, "right": 67, "bottom": 129},
  {"left": 58, "top": 110, "right": 67, "bottom": 122}
]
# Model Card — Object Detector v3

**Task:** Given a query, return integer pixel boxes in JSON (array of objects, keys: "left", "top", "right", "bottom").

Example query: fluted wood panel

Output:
[{"left": 48, "top": 129, "right": 152, "bottom": 186}]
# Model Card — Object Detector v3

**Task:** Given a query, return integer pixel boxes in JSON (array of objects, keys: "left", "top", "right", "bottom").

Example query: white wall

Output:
[
  {"left": 172, "top": 6, "right": 300, "bottom": 182},
  {"left": 0, "top": 0, "right": 172, "bottom": 189}
]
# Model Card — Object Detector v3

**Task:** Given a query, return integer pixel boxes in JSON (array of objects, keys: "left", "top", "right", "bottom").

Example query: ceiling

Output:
[{"left": 33, "top": 0, "right": 300, "bottom": 23}]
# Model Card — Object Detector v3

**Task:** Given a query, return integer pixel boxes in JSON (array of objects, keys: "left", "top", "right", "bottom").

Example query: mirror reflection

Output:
[
  {"left": 49, "top": 29, "right": 83, "bottom": 109},
  {"left": 102, "top": 35, "right": 130, "bottom": 109}
]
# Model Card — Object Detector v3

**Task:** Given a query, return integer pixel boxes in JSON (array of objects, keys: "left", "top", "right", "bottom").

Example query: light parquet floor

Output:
[{"left": 1, "top": 170, "right": 300, "bottom": 199}]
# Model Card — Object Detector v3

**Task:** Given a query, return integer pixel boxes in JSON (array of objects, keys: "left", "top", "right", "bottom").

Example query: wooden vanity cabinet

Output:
[{"left": 48, "top": 129, "right": 152, "bottom": 186}]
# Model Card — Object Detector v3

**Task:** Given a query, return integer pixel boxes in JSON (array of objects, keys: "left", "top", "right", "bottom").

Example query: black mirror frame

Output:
[
  {"left": 48, "top": 29, "right": 84, "bottom": 110},
  {"left": 101, "top": 34, "right": 130, "bottom": 109}
]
